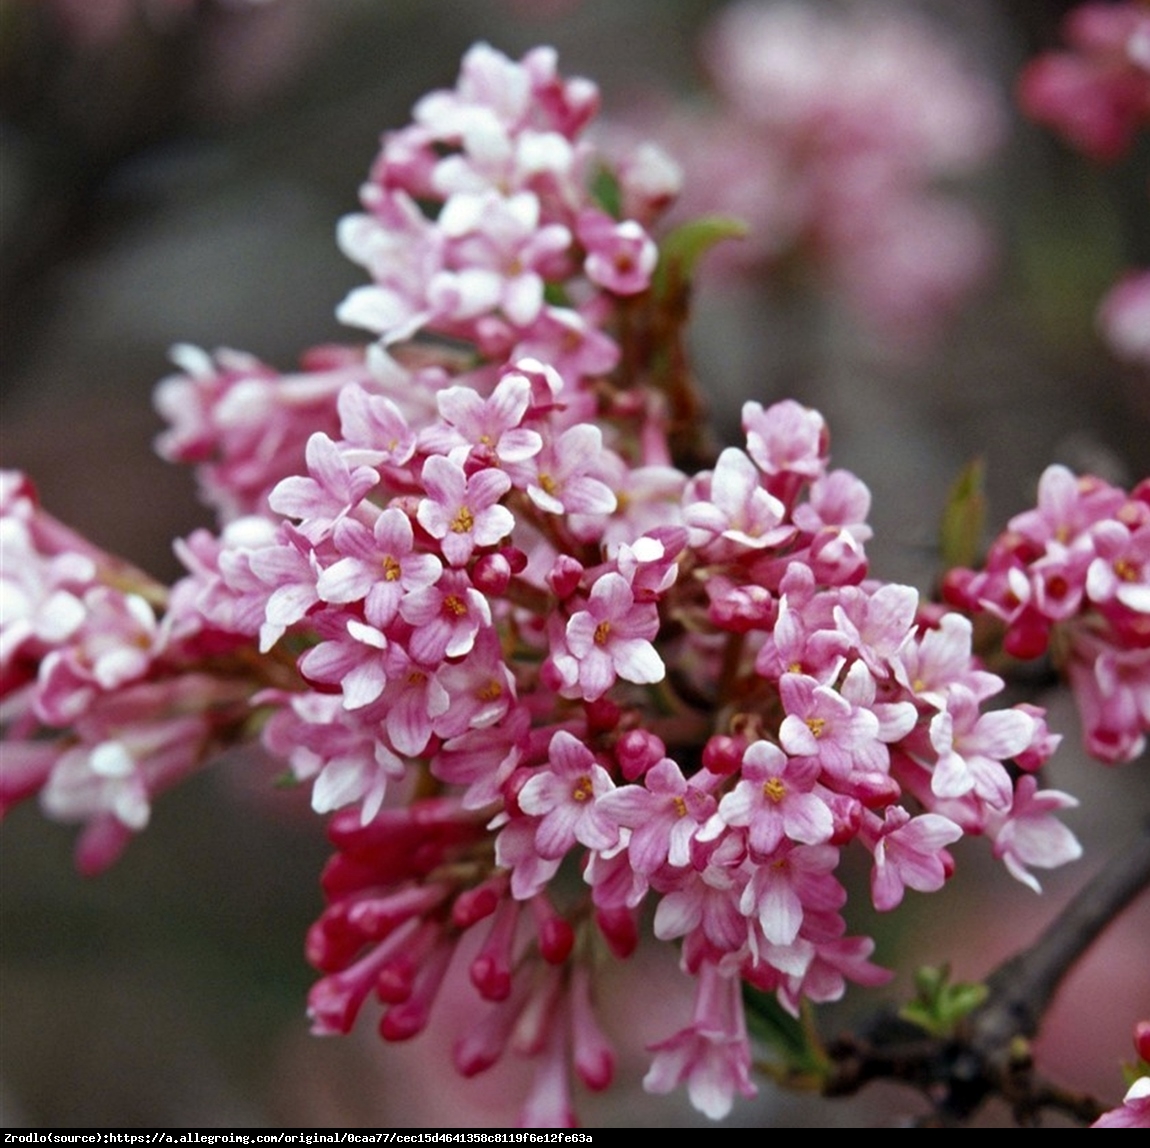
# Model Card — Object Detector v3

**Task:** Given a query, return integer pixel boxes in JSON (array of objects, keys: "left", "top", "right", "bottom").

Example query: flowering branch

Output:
[{"left": 3, "top": 16, "right": 1149, "bottom": 1127}]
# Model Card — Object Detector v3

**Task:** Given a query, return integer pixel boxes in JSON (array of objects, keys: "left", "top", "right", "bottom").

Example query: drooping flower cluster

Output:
[
  {"left": 0, "top": 41, "right": 1131, "bottom": 1127},
  {"left": 636, "top": 0, "right": 1003, "bottom": 344},
  {"left": 944, "top": 465, "right": 1150, "bottom": 765}
]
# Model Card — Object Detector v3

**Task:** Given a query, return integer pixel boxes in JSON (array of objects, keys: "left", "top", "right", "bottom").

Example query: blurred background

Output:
[{"left": 1, "top": 0, "right": 1147, "bottom": 1128}]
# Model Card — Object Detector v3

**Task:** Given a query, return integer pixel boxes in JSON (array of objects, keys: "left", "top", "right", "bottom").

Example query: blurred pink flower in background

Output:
[
  {"left": 631, "top": 0, "right": 1005, "bottom": 348},
  {"left": 1018, "top": 0, "right": 1150, "bottom": 162}
]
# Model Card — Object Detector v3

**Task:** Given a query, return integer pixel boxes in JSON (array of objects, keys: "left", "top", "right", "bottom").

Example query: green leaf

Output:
[
  {"left": 743, "top": 986, "right": 830, "bottom": 1084},
  {"left": 899, "top": 963, "right": 989, "bottom": 1038},
  {"left": 590, "top": 165, "right": 623, "bottom": 220},
  {"left": 652, "top": 214, "right": 748, "bottom": 300},
  {"left": 940, "top": 457, "right": 986, "bottom": 571}
]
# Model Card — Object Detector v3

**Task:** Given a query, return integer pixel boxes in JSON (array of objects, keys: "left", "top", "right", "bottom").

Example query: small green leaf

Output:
[
  {"left": 590, "top": 165, "right": 623, "bottom": 220},
  {"left": 940, "top": 457, "right": 986, "bottom": 571},
  {"left": 899, "top": 963, "right": 989, "bottom": 1038},
  {"left": 653, "top": 214, "right": 748, "bottom": 300}
]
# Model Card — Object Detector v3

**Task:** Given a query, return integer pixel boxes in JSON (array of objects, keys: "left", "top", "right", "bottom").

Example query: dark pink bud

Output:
[
  {"left": 547, "top": 554, "right": 584, "bottom": 599},
  {"left": 379, "top": 999, "right": 430, "bottom": 1041},
  {"left": 614, "top": 729, "right": 665, "bottom": 780},
  {"left": 702, "top": 734, "right": 745, "bottom": 775},
  {"left": 470, "top": 954, "right": 512, "bottom": 1002},
  {"left": 1134, "top": 1021, "right": 1150, "bottom": 1064},
  {"left": 1005, "top": 611, "right": 1051, "bottom": 660},
  {"left": 595, "top": 907, "right": 638, "bottom": 959},
  {"left": 470, "top": 901, "right": 519, "bottom": 1002},
  {"left": 307, "top": 975, "right": 364, "bottom": 1036},
  {"left": 501, "top": 545, "right": 529, "bottom": 574},
  {"left": 585, "top": 697, "right": 621, "bottom": 733},
  {"left": 453, "top": 880, "right": 503, "bottom": 928},
  {"left": 376, "top": 956, "right": 416, "bottom": 1004},
  {"left": 472, "top": 552, "right": 512, "bottom": 595},
  {"left": 503, "top": 767, "right": 535, "bottom": 817},
  {"left": 533, "top": 897, "right": 575, "bottom": 964}
]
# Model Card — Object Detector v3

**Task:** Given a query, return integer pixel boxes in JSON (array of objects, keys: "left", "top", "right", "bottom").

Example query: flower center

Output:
[
  {"left": 805, "top": 716, "right": 826, "bottom": 738},
  {"left": 538, "top": 473, "right": 558, "bottom": 495},
  {"left": 593, "top": 620, "right": 612, "bottom": 645},
  {"left": 1115, "top": 557, "right": 1140, "bottom": 582},
  {"left": 571, "top": 775, "right": 594, "bottom": 802},
  {"left": 443, "top": 594, "right": 467, "bottom": 617},
  {"left": 451, "top": 506, "right": 474, "bottom": 533},
  {"left": 672, "top": 796, "right": 688, "bottom": 818},
  {"left": 477, "top": 680, "right": 503, "bottom": 702},
  {"left": 382, "top": 555, "right": 402, "bottom": 581},
  {"left": 762, "top": 777, "right": 786, "bottom": 804}
]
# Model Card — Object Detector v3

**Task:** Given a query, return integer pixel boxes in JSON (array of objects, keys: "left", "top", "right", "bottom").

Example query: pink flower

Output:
[
  {"left": 400, "top": 569, "right": 492, "bottom": 665},
  {"left": 644, "top": 964, "right": 756, "bottom": 1120},
  {"left": 552, "top": 571, "right": 664, "bottom": 700},
  {"left": 929, "top": 687, "right": 1036, "bottom": 808},
  {"left": 684, "top": 448, "right": 793, "bottom": 552},
  {"left": 517, "top": 730, "right": 618, "bottom": 859},
  {"left": 417, "top": 456, "right": 513, "bottom": 566},
  {"left": 422, "top": 373, "right": 542, "bottom": 467},
  {"left": 743, "top": 400, "right": 828, "bottom": 482},
  {"left": 869, "top": 807, "right": 962, "bottom": 911},
  {"left": 1092, "top": 1076, "right": 1150, "bottom": 1129},
  {"left": 709, "top": 740, "right": 832, "bottom": 858},
  {"left": 989, "top": 776, "right": 1082, "bottom": 893},
  {"left": 597, "top": 757, "right": 716, "bottom": 873},
  {"left": 577, "top": 208, "right": 658, "bottom": 295},
  {"left": 317, "top": 507, "right": 442, "bottom": 630},
  {"left": 526, "top": 423, "right": 618, "bottom": 518}
]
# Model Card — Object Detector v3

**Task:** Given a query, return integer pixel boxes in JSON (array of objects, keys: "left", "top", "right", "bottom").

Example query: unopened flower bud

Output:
[{"left": 614, "top": 728, "right": 665, "bottom": 780}]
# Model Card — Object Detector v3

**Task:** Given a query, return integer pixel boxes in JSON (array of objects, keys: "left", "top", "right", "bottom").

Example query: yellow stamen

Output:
[
  {"left": 572, "top": 775, "right": 594, "bottom": 802},
  {"left": 1115, "top": 558, "right": 1140, "bottom": 583},
  {"left": 594, "top": 620, "right": 612, "bottom": 645},
  {"left": 382, "top": 555, "right": 402, "bottom": 581},
  {"left": 451, "top": 506, "right": 474, "bottom": 533},
  {"left": 762, "top": 777, "right": 786, "bottom": 804}
]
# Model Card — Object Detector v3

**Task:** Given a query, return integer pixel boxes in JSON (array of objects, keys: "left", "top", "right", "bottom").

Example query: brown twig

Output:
[{"left": 819, "top": 816, "right": 1150, "bottom": 1124}]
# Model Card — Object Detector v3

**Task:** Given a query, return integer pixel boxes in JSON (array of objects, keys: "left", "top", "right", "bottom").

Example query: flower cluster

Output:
[
  {"left": 0, "top": 472, "right": 261, "bottom": 874},
  {"left": 944, "top": 465, "right": 1150, "bottom": 765},
  {"left": 0, "top": 40, "right": 1137, "bottom": 1127},
  {"left": 1019, "top": 1, "right": 1150, "bottom": 371},
  {"left": 640, "top": 0, "right": 1003, "bottom": 344},
  {"left": 1018, "top": 0, "right": 1150, "bottom": 162}
]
